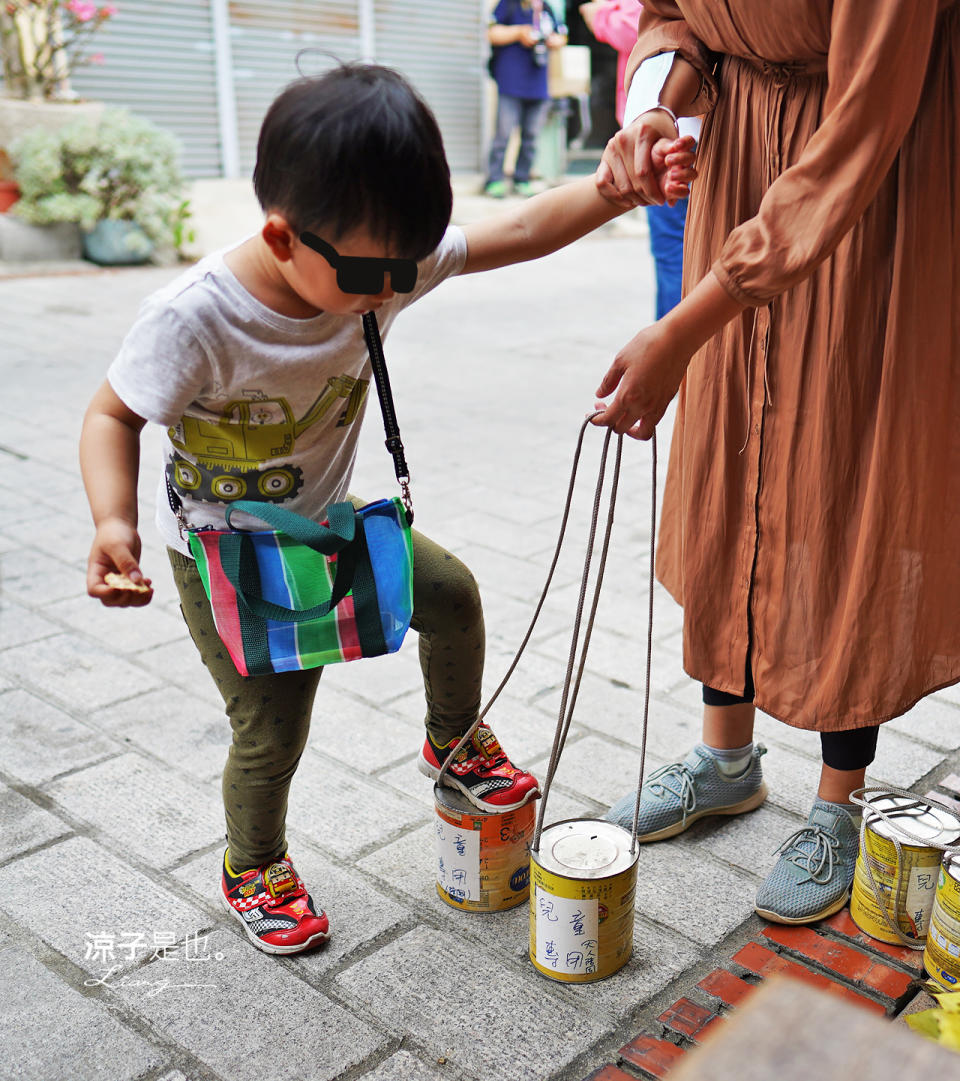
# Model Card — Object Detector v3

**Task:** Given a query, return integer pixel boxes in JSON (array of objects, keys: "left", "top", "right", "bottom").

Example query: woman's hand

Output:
[
  {"left": 591, "top": 322, "right": 692, "bottom": 440},
  {"left": 598, "top": 114, "right": 697, "bottom": 208},
  {"left": 591, "top": 272, "right": 747, "bottom": 440}
]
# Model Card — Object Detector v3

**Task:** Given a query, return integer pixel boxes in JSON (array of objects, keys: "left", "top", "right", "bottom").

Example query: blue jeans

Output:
[
  {"left": 488, "top": 94, "right": 550, "bottom": 184},
  {"left": 646, "top": 197, "right": 689, "bottom": 319}
]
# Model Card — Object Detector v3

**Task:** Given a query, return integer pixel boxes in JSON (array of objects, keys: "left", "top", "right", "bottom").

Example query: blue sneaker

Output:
[
  {"left": 754, "top": 797, "right": 859, "bottom": 924},
  {"left": 604, "top": 744, "right": 767, "bottom": 842}
]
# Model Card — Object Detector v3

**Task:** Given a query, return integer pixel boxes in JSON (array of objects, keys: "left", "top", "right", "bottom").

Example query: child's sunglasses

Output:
[{"left": 299, "top": 231, "right": 418, "bottom": 294}]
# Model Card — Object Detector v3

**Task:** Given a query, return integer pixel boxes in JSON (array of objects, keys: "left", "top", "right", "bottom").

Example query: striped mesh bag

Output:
[{"left": 187, "top": 497, "right": 413, "bottom": 676}]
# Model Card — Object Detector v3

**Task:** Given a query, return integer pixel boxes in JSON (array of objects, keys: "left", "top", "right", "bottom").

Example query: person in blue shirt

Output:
[{"left": 485, "top": 0, "right": 567, "bottom": 197}]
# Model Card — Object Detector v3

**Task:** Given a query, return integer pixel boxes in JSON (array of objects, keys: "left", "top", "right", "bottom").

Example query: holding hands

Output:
[
  {"left": 590, "top": 120, "right": 700, "bottom": 440},
  {"left": 598, "top": 114, "right": 697, "bottom": 209},
  {"left": 591, "top": 122, "right": 745, "bottom": 439}
]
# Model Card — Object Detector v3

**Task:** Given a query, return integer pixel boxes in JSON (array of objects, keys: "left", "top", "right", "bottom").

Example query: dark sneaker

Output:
[
  {"left": 418, "top": 724, "right": 540, "bottom": 812},
  {"left": 754, "top": 798, "right": 859, "bottom": 924},
  {"left": 604, "top": 744, "right": 768, "bottom": 841},
  {"left": 221, "top": 851, "right": 330, "bottom": 955},
  {"left": 484, "top": 180, "right": 507, "bottom": 198}
]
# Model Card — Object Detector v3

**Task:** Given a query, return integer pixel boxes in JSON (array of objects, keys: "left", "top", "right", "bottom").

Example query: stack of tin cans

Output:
[{"left": 849, "top": 789, "right": 960, "bottom": 988}]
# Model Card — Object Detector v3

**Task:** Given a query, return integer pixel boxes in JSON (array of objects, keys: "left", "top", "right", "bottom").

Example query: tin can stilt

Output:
[
  {"left": 529, "top": 819, "right": 637, "bottom": 983},
  {"left": 924, "top": 854, "right": 960, "bottom": 989},
  {"left": 850, "top": 792, "right": 960, "bottom": 945},
  {"left": 433, "top": 784, "right": 535, "bottom": 913}
]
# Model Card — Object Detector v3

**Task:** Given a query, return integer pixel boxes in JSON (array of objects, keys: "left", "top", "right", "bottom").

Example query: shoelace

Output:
[
  {"left": 774, "top": 825, "right": 840, "bottom": 885},
  {"left": 646, "top": 762, "right": 698, "bottom": 824}
]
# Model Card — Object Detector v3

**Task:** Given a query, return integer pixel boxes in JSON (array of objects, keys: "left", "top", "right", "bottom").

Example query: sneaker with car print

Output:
[
  {"left": 418, "top": 723, "right": 540, "bottom": 812},
  {"left": 221, "top": 851, "right": 329, "bottom": 955}
]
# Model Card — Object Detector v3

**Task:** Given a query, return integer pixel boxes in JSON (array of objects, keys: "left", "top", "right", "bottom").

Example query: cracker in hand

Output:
[{"left": 104, "top": 572, "right": 151, "bottom": 594}]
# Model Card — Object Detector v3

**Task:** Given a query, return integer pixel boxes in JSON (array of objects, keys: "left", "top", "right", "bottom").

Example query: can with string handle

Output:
[
  {"left": 530, "top": 818, "right": 637, "bottom": 981},
  {"left": 429, "top": 415, "right": 624, "bottom": 920},
  {"left": 849, "top": 786, "right": 960, "bottom": 949},
  {"left": 522, "top": 417, "right": 656, "bottom": 982},
  {"left": 924, "top": 853, "right": 960, "bottom": 989}
]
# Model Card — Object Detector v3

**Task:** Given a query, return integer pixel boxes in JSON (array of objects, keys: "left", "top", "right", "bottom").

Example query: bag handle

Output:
[
  {"left": 218, "top": 500, "right": 360, "bottom": 622},
  {"left": 224, "top": 499, "right": 355, "bottom": 554},
  {"left": 218, "top": 530, "right": 358, "bottom": 623}
]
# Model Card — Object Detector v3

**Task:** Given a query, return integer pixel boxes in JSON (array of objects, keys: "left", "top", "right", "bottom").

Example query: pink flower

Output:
[
  {"left": 98, "top": 4, "right": 117, "bottom": 16},
  {"left": 90, "top": 51, "right": 105, "bottom": 64},
  {"left": 65, "top": 0, "right": 98, "bottom": 21}
]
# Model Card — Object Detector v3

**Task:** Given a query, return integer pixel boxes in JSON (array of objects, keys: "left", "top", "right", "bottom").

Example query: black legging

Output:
[{"left": 702, "top": 677, "right": 879, "bottom": 771}]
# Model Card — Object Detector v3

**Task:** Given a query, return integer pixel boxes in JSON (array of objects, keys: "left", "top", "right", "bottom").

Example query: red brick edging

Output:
[{"left": 581, "top": 910, "right": 925, "bottom": 1081}]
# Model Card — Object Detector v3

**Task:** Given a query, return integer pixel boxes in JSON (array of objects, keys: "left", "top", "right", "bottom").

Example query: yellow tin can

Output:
[
  {"left": 433, "top": 784, "right": 535, "bottom": 913},
  {"left": 924, "top": 855, "right": 960, "bottom": 990},
  {"left": 529, "top": 819, "right": 637, "bottom": 983},
  {"left": 850, "top": 793, "right": 960, "bottom": 944}
]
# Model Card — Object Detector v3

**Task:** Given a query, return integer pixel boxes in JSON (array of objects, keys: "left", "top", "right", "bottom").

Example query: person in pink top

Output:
[{"left": 580, "top": 0, "right": 642, "bottom": 125}]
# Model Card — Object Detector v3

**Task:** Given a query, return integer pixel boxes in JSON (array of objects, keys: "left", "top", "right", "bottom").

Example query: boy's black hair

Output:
[{"left": 253, "top": 62, "right": 452, "bottom": 262}]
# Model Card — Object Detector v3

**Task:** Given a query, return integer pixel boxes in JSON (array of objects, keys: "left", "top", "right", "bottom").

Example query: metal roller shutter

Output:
[
  {"left": 372, "top": 0, "right": 486, "bottom": 172},
  {"left": 227, "top": 2, "right": 364, "bottom": 179},
  {"left": 6, "top": 1, "right": 486, "bottom": 178},
  {"left": 69, "top": 1, "right": 223, "bottom": 178}
]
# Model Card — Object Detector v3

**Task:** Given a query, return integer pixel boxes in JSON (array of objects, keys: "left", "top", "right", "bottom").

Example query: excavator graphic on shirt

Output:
[{"left": 166, "top": 374, "right": 368, "bottom": 504}]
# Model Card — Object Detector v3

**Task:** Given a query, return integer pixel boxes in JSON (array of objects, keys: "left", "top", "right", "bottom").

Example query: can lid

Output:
[
  {"left": 864, "top": 793, "right": 960, "bottom": 845},
  {"left": 433, "top": 783, "right": 487, "bottom": 817},
  {"left": 534, "top": 819, "right": 637, "bottom": 880}
]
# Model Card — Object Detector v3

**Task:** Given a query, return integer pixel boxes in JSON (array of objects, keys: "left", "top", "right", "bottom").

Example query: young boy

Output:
[{"left": 80, "top": 62, "right": 690, "bottom": 956}]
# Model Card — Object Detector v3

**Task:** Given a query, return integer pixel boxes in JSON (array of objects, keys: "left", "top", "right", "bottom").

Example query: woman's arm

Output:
[{"left": 593, "top": 270, "right": 744, "bottom": 439}]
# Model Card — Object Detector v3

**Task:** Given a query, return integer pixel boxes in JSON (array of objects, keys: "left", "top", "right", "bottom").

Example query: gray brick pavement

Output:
[{"left": 1, "top": 196, "right": 958, "bottom": 1080}]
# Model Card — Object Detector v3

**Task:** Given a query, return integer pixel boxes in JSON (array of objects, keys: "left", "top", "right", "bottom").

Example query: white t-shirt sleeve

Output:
[
  {"left": 407, "top": 226, "right": 468, "bottom": 305},
  {"left": 107, "top": 300, "right": 212, "bottom": 428}
]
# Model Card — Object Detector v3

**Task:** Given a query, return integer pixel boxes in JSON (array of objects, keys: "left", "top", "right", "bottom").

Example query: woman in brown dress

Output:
[{"left": 595, "top": 1, "right": 960, "bottom": 924}]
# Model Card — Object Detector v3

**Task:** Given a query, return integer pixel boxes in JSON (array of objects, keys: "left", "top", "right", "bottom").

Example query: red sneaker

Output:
[
  {"left": 418, "top": 723, "right": 540, "bottom": 812},
  {"left": 221, "top": 851, "right": 330, "bottom": 955}
]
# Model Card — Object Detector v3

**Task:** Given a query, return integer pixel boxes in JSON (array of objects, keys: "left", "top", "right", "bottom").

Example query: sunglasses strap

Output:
[{"left": 362, "top": 311, "right": 413, "bottom": 523}]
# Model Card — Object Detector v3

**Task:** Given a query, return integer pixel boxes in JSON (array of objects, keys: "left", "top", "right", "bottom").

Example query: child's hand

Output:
[
  {"left": 87, "top": 518, "right": 153, "bottom": 607},
  {"left": 653, "top": 135, "right": 698, "bottom": 206}
]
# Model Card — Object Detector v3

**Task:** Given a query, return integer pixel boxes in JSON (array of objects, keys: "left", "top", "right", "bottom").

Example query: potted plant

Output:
[
  {"left": 0, "top": 1, "right": 117, "bottom": 101},
  {"left": 0, "top": 2, "right": 117, "bottom": 185},
  {"left": 11, "top": 107, "right": 193, "bottom": 265}
]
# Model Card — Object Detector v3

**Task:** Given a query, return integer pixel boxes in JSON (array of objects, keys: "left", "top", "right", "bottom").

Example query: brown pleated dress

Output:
[{"left": 625, "top": 1, "right": 960, "bottom": 731}]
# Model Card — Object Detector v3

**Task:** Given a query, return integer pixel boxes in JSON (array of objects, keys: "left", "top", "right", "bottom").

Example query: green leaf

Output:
[
  {"left": 939, "top": 1013, "right": 960, "bottom": 1051},
  {"left": 906, "top": 1009, "right": 942, "bottom": 1041}
]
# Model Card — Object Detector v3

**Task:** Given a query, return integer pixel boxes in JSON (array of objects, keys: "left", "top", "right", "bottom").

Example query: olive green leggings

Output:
[{"left": 168, "top": 510, "right": 484, "bottom": 870}]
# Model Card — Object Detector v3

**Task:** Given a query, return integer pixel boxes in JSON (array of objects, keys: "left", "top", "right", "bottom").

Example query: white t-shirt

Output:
[{"left": 108, "top": 226, "right": 467, "bottom": 555}]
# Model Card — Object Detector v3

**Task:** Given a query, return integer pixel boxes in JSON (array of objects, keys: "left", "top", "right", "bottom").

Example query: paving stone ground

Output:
[{"left": 1, "top": 181, "right": 958, "bottom": 1080}]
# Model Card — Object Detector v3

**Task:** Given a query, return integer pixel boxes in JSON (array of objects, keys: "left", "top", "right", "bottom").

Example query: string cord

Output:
[{"left": 436, "top": 416, "right": 658, "bottom": 864}]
